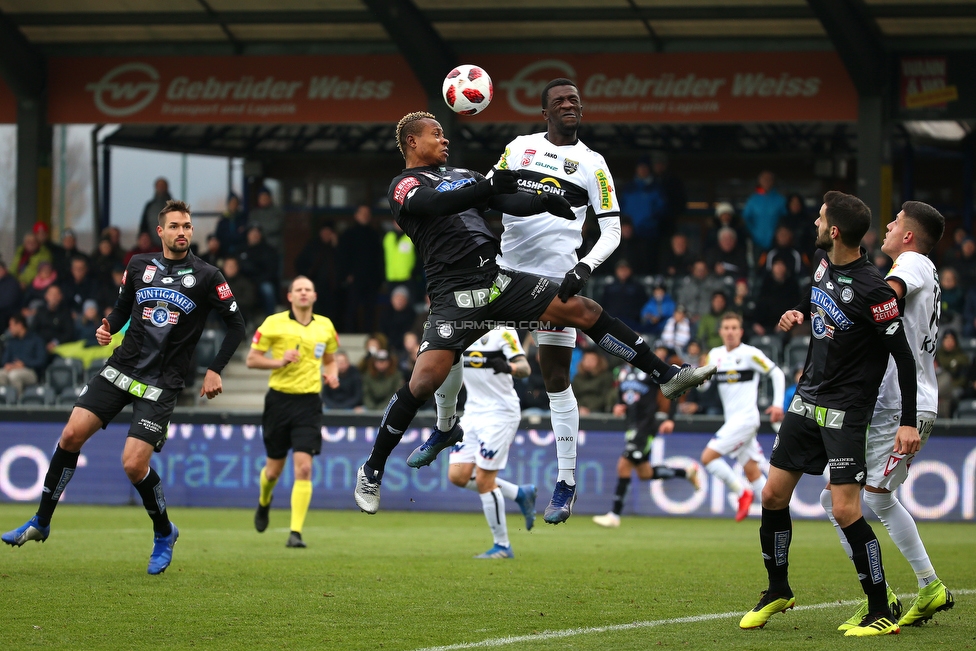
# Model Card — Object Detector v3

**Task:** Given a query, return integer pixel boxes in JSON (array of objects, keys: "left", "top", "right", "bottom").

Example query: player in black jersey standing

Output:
[
  {"left": 739, "top": 191, "right": 919, "bottom": 636},
  {"left": 2, "top": 200, "right": 246, "bottom": 575},
  {"left": 353, "top": 111, "right": 714, "bottom": 515}
]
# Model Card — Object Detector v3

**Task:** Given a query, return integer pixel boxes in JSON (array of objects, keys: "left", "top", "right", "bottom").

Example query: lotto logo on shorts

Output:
[
  {"left": 216, "top": 282, "right": 234, "bottom": 300},
  {"left": 393, "top": 177, "right": 420, "bottom": 204},
  {"left": 871, "top": 297, "right": 899, "bottom": 322}
]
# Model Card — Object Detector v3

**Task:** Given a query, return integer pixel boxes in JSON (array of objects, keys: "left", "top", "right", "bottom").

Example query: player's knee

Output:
[
  {"left": 447, "top": 468, "right": 467, "bottom": 487},
  {"left": 59, "top": 424, "right": 86, "bottom": 452},
  {"left": 760, "top": 484, "right": 789, "bottom": 509},
  {"left": 293, "top": 463, "right": 312, "bottom": 481},
  {"left": 407, "top": 377, "right": 436, "bottom": 402},
  {"left": 121, "top": 457, "right": 148, "bottom": 483},
  {"left": 863, "top": 489, "right": 896, "bottom": 514},
  {"left": 543, "top": 371, "right": 570, "bottom": 393}
]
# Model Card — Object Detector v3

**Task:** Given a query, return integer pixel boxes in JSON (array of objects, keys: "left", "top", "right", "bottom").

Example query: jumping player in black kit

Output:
[
  {"left": 353, "top": 111, "right": 714, "bottom": 515},
  {"left": 2, "top": 200, "right": 245, "bottom": 575},
  {"left": 739, "top": 191, "right": 919, "bottom": 636}
]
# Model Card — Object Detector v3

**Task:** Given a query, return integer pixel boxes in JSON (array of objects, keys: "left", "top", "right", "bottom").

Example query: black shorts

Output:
[
  {"left": 769, "top": 401, "right": 871, "bottom": 485},
  {"left": 75, "top": 372, "right": 179, "bottom": 452},
  {"left": 622, "top": 428, "right": 654, "bottom": 464},
  {"left": 420, "top": 268, "right": 561, "bottom": 352},
  {"left": 262, "top": 389, "right": 323, "bottom": 459}
]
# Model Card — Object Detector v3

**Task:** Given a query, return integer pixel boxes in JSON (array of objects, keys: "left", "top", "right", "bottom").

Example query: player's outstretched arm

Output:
[
  {"left": 489, "top": 190, "right": 575, "bottom": 219},
  {"left": 402, "top": 170, "right": 517, "bottom": 218}
]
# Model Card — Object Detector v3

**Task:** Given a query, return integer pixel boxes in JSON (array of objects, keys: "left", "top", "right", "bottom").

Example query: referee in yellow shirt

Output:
[{"left": 246, "top": 276, "right": 339, "bottom": 548}]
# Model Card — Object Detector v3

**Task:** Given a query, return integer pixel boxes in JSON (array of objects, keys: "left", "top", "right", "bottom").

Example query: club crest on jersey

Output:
[
  {"left": 181, "top": 274, "right": 196, "bottom": 288},
  {"left": 811, "top": 309, "right": 835, "bottom": 340},
  {"left": 437, "top": 322, "right": 454, "bottom": 338},
  {"left": 563, "top": 158, "right": 579, "bottom": 174},
  {"left": 840, "top": 286, "right": 854, "bottom": 303},
  {"left": 143, "top": 265, "right": 156, "bottom": 283},
  {"left": 521, "top": 149, "right": 536, "bottom": 167},
  {"left": 814, "top": 258, "right": 828, "bottom": 282},
  {"left": 143, "top": 301, "right": 179, "bottom": 327}
]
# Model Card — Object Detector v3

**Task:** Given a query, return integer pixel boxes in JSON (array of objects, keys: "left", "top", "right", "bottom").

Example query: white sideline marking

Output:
[{"left": 412, "top": 589, "right": 974, "bottom": 651}]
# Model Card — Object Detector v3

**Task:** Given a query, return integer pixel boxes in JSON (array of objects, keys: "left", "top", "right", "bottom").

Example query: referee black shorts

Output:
[
  {"left": 770, "top": 403, "right": 871, "bottom": 485},
  {"left": 75, "top": 374, "right": 179, "bottom": 453},
  {"left": 262, "top": 389, "right": 323, "bottom": 459}
]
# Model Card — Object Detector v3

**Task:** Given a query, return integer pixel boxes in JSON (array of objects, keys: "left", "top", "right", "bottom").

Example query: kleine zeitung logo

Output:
[{"left": 85, "top": 62, "right": 160, "bottom": 117}]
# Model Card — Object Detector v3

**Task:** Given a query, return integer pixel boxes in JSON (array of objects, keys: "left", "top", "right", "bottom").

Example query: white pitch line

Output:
[{"left": 412, "top": 589, "right": 974, "bottom": 651}]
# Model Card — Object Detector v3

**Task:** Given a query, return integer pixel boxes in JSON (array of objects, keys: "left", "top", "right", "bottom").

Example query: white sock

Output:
[
  {"left": 863, "top": 490, "right": 937, "bottom": 587},
  {"left": 548, "top": 387, "right": 578, "bottom": 485},
  {"left": 435, "top": 361, "right": 463, "bottom": 431},
  {"left": 480, "top": 488, "right": 509, "bottom": 547},
  {"left": 751, "top": 474, "right": 767, "bottom": 496},
  {"left": 494, "top": 478, "right": 519, "bottom": 501},
  {"left": 705, "top": 458, "right": 743, "bottom": 495},
  {"left": 462, "top": 478, "right": 478, "bottom": 492},
  {"left": 820, "top": 488, "right": 854, "bottom": 561}
]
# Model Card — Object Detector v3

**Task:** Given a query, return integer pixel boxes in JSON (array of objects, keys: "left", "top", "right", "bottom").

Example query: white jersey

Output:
[
  {"left": 875, "top": 251, "right": 940, "bottom": 414},
  {"left": 707, "top": 343, "right": 783, "bottom": 422},
  {"left": 461, "top": 328, "right": 525, "bottom": 418},
  {"left": 494, "top": 132, "right": 619, "bottom": 278}
]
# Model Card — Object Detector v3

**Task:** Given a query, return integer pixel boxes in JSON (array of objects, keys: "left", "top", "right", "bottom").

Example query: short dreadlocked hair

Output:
[{"left": 396, "top": 111, "right": 436, "bottom": 158}]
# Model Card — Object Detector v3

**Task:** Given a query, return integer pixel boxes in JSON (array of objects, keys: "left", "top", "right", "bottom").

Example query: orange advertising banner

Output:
[
  {"left": 0, "top": 78, "right": 16, "bottom": 123},
  {"left": 48, "top": 52, "right": 856, "bottom": 125}
]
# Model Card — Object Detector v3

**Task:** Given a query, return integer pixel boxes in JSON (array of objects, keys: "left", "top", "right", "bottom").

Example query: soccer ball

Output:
[{"left": 442, "top": 65, "right": 493, "bottom": 115}]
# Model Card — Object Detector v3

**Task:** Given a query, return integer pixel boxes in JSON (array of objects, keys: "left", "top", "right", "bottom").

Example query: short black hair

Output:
[
  {"left": 823, "top": 191, "right": 871, "bottom": 248},
  {"left": 541, "top": 78, "right": 577, "bottom": 108},
  {"left": 900, "top": 200, "right": 945, "bottom": 253},
  {"left": 158, "top": 199, "right": 192, "bottom": 226},
  {"left": 9, "top": 313, "right": 26, "bottom": 329}
]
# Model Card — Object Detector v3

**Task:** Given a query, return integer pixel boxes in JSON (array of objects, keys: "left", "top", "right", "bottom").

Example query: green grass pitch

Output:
[{"left": 1, "top": 504, "right": 973, "bottom": 650}]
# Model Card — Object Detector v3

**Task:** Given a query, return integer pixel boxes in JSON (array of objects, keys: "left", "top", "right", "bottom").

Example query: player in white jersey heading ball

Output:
[
  {"left": 821, "top": 200, "right": 954, "bottom": 630},
  {"left": 447, "top": 328, "right": 537, "bottom": 559},
  {"left": 701, "top": 312, "right": 785, "bottom": 522}
]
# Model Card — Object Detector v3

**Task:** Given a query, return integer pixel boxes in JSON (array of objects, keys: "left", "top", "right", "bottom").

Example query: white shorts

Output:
[
  {"left": 449, "top": 412, "right": 521, "bottom": 471},
  {"left": 706, "top": 415, "right": 765, "bottom": 466},
  {"left": 866, "top": 408, "right": 936, "bottom": 490}
]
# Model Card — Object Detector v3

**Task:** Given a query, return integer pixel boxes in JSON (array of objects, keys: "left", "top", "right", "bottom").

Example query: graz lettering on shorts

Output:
[
  {"left": 788, "top": 396, "right": 845, "bottom": 429},
  {"left": 100, "top": 365, "right": 163, "bottom": 402},
  {"left": 810, "top": 287, "right": 852, "bottom": 329},
  {"left": 454, "top": 288, "right": 492, "bottom": 308},
  {"left": 599, "top": 334, "right": 636, "bottom": 361},
  {"left": 135, "top": 287, "right": 197, "bottom": 313}
]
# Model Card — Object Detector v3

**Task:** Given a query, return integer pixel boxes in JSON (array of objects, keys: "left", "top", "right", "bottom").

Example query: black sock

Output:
[
  {"left": 842, "top": 517, "right": 889, "bottom": 614},
  {"left": 652, "top": 466, "right": 684, "bottom": 480},
  {"left": 760, "top": 506, "right": 793, "bottom": 595},
  {"left": 366, "top": 385, "right": 425, "bottom": 475},
  {"left": 134, "top": 467, "right": 172, "bottom": 536},
  {"left": 611, "top": 477, "right": 631, "bottom": 515},
  {"left": 583, "top": 311, "right": 670, "bottom": 379},
  {"left": 36, "top": 445, "right": 80, "bottom": 526}
]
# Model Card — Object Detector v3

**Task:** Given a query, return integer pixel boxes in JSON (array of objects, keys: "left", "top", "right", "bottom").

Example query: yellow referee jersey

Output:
[{"left": 251, "top": 310, "right": 339, "bottom": 394}]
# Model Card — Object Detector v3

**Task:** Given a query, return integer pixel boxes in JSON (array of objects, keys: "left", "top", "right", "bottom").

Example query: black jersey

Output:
[
  {"left": 795, "top": 249, "right": 916, "bottom": 417},
  {"left": 618, "top": 366, "right": 675, "bottom": 436},
  {"left": 105, "top": 252, "right": 245, "bottom": 389},
  {"left": 388, "top": 165, "right": 499, "bottom": 278}
]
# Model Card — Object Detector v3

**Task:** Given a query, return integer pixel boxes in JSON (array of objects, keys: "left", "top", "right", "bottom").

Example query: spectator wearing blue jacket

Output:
[
  {"left": 641, "top": 283, "right": 676, "bottom": 337},
  {"left": 600, "top": 260, "right": 648, "bottom": 332},
  {"left": 620, "top": 158, "right": 669, "bottom": 271},
  {"left": 741, "top": 170, "right": 787, "bottom": 253},
  {"left": 0, "top": 314, "right": 47, "bottom": 394}
]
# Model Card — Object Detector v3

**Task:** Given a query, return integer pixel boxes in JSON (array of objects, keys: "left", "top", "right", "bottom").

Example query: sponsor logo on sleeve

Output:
[
  {"left": 595, "top": 169, "right": 613, "bottom": 210},
  {"left": 121, "top": 270, "right": 128, "bottom": 285},
  {"left": 497, "top": 147, "right": 510, "bottom": 170},
  {"left": 216, "top": 282, "right": 234, "bottom": 300},
  {"left": 871, "top": 297, "right": 899, "bottom": 322},
  {"left": 393, "top": 176, "right": 420, "bottom": 204},
  {"left": 252, "top": 331, "right": 262, "bottom": 344}
]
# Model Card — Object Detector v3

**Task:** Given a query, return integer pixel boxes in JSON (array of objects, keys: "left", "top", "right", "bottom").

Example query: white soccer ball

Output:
[{"left": 442, "top": 65, "right": 493, "bottom": 115}]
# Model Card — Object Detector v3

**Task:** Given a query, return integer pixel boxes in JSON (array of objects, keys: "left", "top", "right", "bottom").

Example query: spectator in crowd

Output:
[
  {"left": 358, "top": 332, "right": 389, "bottom": 370},
  {"left": 652, "top": 151, "right": 687, "bottom": 235},
  {"left": 215, "top": 193, "right": 248, "bottom": 257},
  {"left": 937, "top": 330, "right": 970, "bottom": 398},
  {"left": 322, "top": 350, "right": 363, "bottom": 410},
  {"left": 704, "top": 226, "right": 749, "bottom": 278},
  {"left": 220, "top": 257, "right": 259, "bottom": 327},
  {"left": 660, "top": 304, "right": 692, "bottom": 352},
  {"left": 57, "top": 229, "right": 88, "bottom": 276},
  {"left": 571, "top": 349, "right": 617, "bottom": 415},
  {"left": 34, "top": 223, "right": 65, "bottom": 279},
  {"left": 871, "top": 246, "right": 892, "bottom": 276},
  {"left": 90, "top": 235, "right": 124, "bottom": 285},
  {"left": 641, "top": 282, "right": 676, "bottom": 338},
  {"left": 248, "top": 187, "right": 285, "bottom": 259},
  {"left": 34, "top": 284, "right": 76, "bottom": 354},
  {"left": 619, "top": 157, "right": 669, "bottom": 271},
  {"left": 675, "top": 260, "right": 727, "bottom": 323},
  {"left": 138, "top": 177, "right": 171, "bottom": 249},
  {"left": 74, "top": 300, "right": 102, "bottom": 347},
  {"left": 939, "top": 267, "right": 964, "bottom": 330},
  {"left": 124, "top": 231, "right": 160, "bottom": 267},
  {"left": 0, "top": 314, "right": 47, "bottom": 394},
  {"left": 758, "top": 224, "right": 809, "bottom": 278},
  {"left": 383, "top": 219, "right": 416, "bottom": 293},
  {"left": 13, "top": 231, "right": 52, "bottom": 288},
  {"left": 198, "top": 234, "right": 222, "bottom": 267},
  {"left": 399, "top": 331, "right": 420, "bottom": 383},
  {"left": 0, "top": 261, "right": 23, "bottom": 328},
  {"left": 682, "top": 339, "right": 705, "bottom": 367},
  {"left": 750, "top": 258, "right": 800, "bottom": 337},
  {"left": 294, "top": 221, "right": 340, "bottom": 321},
  {"left": 659, "top": 232, "right": 695, "bottom": 279},
  {"left": 339, "top": 204, "right": 384, "bottom": 332},
  {"left": 953, "top": 238, "right": 976, "bottom": 288},
  {"left": 964, "top": 354, "right": 976, "bottom": 400},
  {"left": 60, "top": 256, "right": 99, "bottom": 316},
  {"left": 941, "top": 227, "right": 969, "bottom": 268},
  {"left": 96, "top": 265, "right": 125, "bottom": 316},
  {"left": 696, "top": 291, "right": 729, "bottom": 351},
  {"left": 238, "top": 226, "right": 280, "bottom": 317},
  {"left": 597, "top": 215, "right": 651, "bottom": 276},
  {"left": 741, "top": 170, "right": 787, "bottom": 253},
  {"left": 382, "top": 286, "right": 417, "bottom": 356},
  {"left": 706, "top": 202, "right": 750, "bottom": 253},
  {"left": 22, "top": 260, "right": 59, "bottom": 308},
  {"left": 599, "top": 259, "right": 648, "bottom": 332},
  {"left": 781, "top": 193, "right": 816, "bottom": 258},
  {"left": 359, "top": 348, "right": 402, "bottom": 411},
  {"left": 102, "top": 226, "right": 124, "bottom": 258},
  {"left": 964, "top": 283, "right": 976, "bottom": 338}
]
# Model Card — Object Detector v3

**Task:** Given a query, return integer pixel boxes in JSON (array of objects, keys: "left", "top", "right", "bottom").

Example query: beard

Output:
[
  {"left": 815, "top": 231, "right": 832, "bottom": 251},
  {"left": 168, "top": 239, "right": 190, "bottom": 254}
]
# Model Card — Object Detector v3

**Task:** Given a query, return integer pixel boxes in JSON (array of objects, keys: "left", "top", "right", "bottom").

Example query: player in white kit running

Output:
[
  {"left": 701, "top": 312, "right": 785, "bottom": 522},
  {"left": 821, "top": 201, "right": 954, "bottom": 630},
  {"left": 447, "top": 328, "right": 537, "bottom": 559}
]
